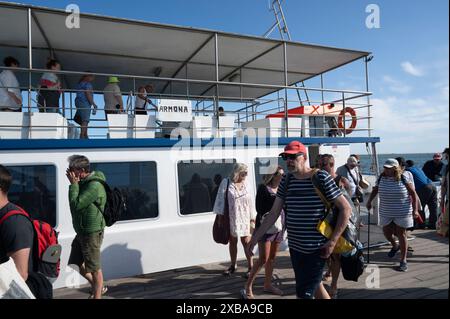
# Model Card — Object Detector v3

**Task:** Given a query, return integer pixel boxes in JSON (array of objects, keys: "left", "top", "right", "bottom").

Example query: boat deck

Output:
[{"left": 54, "top": 229, "right": 448, "bottom": 299}]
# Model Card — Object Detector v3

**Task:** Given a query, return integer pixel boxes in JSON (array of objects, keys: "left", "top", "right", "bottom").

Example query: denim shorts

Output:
[
  {"left": 75, "top": 97, "right": 92, "bottom": 123},
  {"left": 289, "top": 249, "right": 326, "bottom": 299}
]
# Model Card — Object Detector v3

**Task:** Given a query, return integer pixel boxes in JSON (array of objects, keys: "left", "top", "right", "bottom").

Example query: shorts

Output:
[
  {"left": 380, "top": 215, "right": 413, "bottom": 229},
  {"left": 38, "top": 89, "right": 60, "bottom": 113},
  {"left": 260, "top": 231, "right": 284, "bottom": 243},
  {"left": 75, "top": 98, "right": 92, "bottom": 123},
  {"left": 68, "top": 231, "right": 104, "bottom": 273},
  {"left": 289, "top": 249, "right": 326, "bottom": 299}
]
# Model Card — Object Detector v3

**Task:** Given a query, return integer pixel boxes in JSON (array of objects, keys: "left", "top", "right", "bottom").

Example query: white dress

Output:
[{"left": 213, "top": 179, "right": 256, "bottom": 237}]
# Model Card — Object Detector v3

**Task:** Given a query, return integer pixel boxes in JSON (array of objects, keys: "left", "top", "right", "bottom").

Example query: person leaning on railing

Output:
[
  {"left": 74, "top": 73, "right": 97, "bottom": 139},
  {"left": 37, "top": 59, "right": 61, "bottom": 114},
  {"left": 0, "top": 56, "right": 22, "bottom": 112}
]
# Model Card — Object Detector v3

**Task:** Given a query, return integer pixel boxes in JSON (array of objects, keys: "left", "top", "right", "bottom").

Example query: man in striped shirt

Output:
[{"left": 248, "top": 141, "right": 352, "bottom": 299}]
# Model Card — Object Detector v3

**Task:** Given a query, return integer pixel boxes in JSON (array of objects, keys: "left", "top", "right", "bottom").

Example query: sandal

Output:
[
  {"left": 240, "top": 288, "right": 254, "bottom": 299},
  {"left": 88, "top": 286, "right": 108, "bottom": 299},
  {"left": 329, "top": 288, "right": 338, "bottom": 299},
  {"left": 263, "top": 286, "right": 283, "bottom": 296},
  {"left": 223, "top": 265, "right": 236, "bottom": 276}
]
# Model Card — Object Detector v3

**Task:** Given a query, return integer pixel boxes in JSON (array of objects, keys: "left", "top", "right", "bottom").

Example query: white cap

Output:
[{"left": 383, "top": 158, "right": 399, "bottom": 169}]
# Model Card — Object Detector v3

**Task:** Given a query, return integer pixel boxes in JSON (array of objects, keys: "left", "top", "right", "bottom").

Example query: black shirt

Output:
[
  {"left": 0, "top": 202, "right": 34, "bottom": 271},
  {"left": 255, "top": 184, "right": 276, "bottom": 228},
  {"left": 422, "top": 160, "right": 444, "bottom": 182}
]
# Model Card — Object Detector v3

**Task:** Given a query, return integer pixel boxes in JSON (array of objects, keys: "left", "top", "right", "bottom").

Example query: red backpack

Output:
[{"left": 0, "top": 206, "right": 61, "bottom": 279}]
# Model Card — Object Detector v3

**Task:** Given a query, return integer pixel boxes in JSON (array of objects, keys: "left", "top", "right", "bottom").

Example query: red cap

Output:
[{"left": 279, "top": 141, "right": 307, "bottom": 156}]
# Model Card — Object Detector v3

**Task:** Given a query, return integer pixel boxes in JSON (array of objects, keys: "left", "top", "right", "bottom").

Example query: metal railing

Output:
[{"left": 0, "top": 66, "right": 373, "bottom": 139}]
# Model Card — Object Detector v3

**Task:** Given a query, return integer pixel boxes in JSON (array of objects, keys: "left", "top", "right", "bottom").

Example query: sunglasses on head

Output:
[{"left": 281, "top": 153, "right": 304, "bottom": 161}]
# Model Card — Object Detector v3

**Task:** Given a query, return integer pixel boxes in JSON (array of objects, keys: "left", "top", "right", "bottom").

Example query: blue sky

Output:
[{"left": 21, "top": 0, "right": 449, "bottom": 154}]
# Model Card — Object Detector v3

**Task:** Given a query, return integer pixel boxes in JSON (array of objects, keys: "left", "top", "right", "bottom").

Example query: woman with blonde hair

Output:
[
  {"left": 366, "top": 159, "right": 419, "bottom": 272},
  {"left": 241, "top": 165, "right": 285, "bottom": 299},
  {"left": 213, "top": 163, "right": 256, "bottom": 277}
]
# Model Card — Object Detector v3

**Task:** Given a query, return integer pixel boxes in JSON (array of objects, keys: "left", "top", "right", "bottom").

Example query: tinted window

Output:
[
  {"left": 254, "top": 157, "right": 287, "bottom": 187},
  {"left": 178, "top": 160, "right": 236, "bottom": 215},
  {"left": 91, "top": 162, "right": 158, "bottom": 221},
  {"left": 6, "top": 165, "right": 57, "bottom": 227}
]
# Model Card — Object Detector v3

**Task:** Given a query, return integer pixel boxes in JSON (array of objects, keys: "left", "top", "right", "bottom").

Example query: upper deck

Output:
[{"left": 0, "top": 1, "right": 377, "bottom": 144}]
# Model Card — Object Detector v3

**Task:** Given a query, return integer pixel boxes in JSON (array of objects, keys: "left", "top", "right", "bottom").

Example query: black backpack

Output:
[
  {"left": 90, "top": 179, "right": 126, "bottom": 227},
  {"left": 340, "top": 249, "right": 365, "bottom": 282}
]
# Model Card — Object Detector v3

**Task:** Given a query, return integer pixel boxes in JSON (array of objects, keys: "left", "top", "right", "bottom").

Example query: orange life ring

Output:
[{"left": 338, "top": 107, "right": 357, "bottom": 135}]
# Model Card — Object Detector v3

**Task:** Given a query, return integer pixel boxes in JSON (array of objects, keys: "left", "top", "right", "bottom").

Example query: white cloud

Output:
[
  {"left": 401, "top": 61, "right": 424, "bottom": 77},
  {"left": 382, "top": 76, "right": 411, "bottom": 94},
  {"left": 370, "top": 95, "right": 449, "bottom": 153}
]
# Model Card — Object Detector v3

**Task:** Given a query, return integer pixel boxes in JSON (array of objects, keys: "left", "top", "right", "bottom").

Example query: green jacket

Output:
[{"left": 69, "top": 171, "right": 106, "bottom": 235}]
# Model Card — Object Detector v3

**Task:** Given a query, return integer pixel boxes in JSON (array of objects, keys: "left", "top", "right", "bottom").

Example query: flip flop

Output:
[
  {"left": 263, "top": 286, "right": 283, "bottom": 296},
  {"left": 240, "top": 288, "right": 254, "bottom": 299},
  {"left": 223, "top": 265, "right": 236, "bottom": 276}
]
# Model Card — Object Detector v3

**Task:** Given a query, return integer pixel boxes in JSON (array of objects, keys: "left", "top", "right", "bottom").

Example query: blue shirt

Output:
[
  {"left": 406, "top": 166, "right": 432, "bottom": 191},
  {"left": 277, "top": 170, "right": 341, "bottom": 254},
  {"left": 76, "top": 81, "right": 93, "bottom": 105}
]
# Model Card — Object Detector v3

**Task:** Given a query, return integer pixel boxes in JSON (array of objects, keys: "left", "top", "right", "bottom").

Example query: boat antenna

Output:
[{"left": 263, "top": 0, "right": 311, "bottom": 107}]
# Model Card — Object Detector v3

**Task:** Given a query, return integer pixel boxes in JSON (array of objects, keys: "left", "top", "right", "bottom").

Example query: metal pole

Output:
[
  {"left": 186, "top": 64, "right": 189, "bottom": 97},
  {"left": 283, "top": 42, "right": 288, "bottom": 137},
  {"left": 367, "top": 141, "right": 380, "bottom": 264},
  {"left": 214, "top": 33, "right": 220, "bottom": 133},
  {"left": 62, "top": 91, "right": 65, "bottom": 117},
  {"left": 321, "top": 74, "right": 325, "bottom": 137},
  {"left": 365, "top": 57, "right": 372, "bottom": 137},
  {"left": 342, "top": 92, "right": 346, "bottom": 137},
  {"left": 27, "top": 8, "right": 32, "bottom": 113}
]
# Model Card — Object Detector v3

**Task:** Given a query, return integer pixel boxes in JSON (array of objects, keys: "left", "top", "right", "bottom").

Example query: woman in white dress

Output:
[{"left": 213, "top": 163, "right": 256, "bottom": 277}]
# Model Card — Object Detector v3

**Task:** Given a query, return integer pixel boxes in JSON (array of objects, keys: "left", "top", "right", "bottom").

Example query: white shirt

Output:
[
  {"left": 135, "top": 94, "right": 147, "bottom": 110},
  {"left": 103, "top": 84, "right": 122, "bottom": 111},
  {"left": 0, "top": 70, "right": 21, "bottom": 110}
]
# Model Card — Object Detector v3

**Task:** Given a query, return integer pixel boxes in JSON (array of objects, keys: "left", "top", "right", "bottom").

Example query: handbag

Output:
[
  {"left": 346, "top": 166, "right": 365, "bottom": 203},
  {"left": 261, "top": 212, "right": 283, "bottom": 235},
  {"left": 213, "top": 179, "right": 230, "bottom": 245},
  {"left": 312, "top": 170, "right": 358, "bottom": 254}
]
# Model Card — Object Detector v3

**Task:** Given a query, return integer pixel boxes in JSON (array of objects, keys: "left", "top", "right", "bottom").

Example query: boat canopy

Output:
[{"left": 0, "top": 1, "right": 370, "bottom": 100}]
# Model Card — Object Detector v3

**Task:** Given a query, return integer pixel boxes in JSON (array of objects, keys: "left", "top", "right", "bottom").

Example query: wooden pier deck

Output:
[{"left": 54, "top": 229, "right": 448, "bottom": 299}]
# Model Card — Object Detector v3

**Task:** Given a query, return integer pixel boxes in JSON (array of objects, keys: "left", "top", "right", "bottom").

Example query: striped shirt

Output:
[
  {"left": 377, "top": 173, "right": 413, "bottom": 218},
  {"left": 277, "top": 170, "right": 342, "bottom": 254}
]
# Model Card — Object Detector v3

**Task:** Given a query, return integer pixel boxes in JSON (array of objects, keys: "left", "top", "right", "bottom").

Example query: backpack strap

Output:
[
  {"left": 0, "top": 207, "right": 30, "bottom": 227},
  {"left": 86, "top": 178, "right": 108, "bottom": 214},
  {"left": 310, "top": 169, "right": 333, "bottom": 213},
  {"left": 223, "top": 178, "right": 230, "bottom": 216}
]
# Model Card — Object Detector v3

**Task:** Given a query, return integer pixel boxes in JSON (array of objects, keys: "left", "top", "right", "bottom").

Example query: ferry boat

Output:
[{"left": 0, "top": 2, "right": 381, "bottom": 289}]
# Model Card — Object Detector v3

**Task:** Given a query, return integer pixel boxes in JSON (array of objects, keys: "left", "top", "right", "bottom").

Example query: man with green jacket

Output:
[{"left": 66, "top": 155, "right": 107, "bottom": 299}]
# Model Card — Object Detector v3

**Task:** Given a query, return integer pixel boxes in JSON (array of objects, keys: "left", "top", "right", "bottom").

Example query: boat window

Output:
[
  {"left": 6, "top": 165, "right": 57, "bottom": 227},
  {"left": 254, "top": 157, "right": 287, "bottom": 188},
  {"left": 177, "top": 160, "right": 236, "bottom": 215},
  {"left": 91, "top": 162, "right": 158, "bottom": 221}
]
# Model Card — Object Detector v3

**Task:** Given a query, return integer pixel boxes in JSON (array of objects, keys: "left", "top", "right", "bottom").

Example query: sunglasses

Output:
[{"left": 281, "top": 153, "right": 304, "bottom": 161}]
